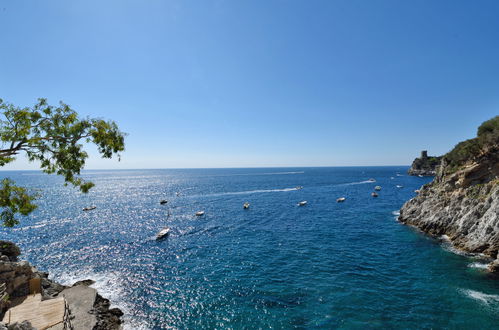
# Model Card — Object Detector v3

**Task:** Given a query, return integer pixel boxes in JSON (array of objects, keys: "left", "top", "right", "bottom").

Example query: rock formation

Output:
[
  {"left": 0, "top": 242, "right": 123, "bottom": 329},
  {"left": 399, "top": 116, "right": 499, "bottom": 272},
  {"left": 407, "top": 150, "right": 442, "bottom": 176}
]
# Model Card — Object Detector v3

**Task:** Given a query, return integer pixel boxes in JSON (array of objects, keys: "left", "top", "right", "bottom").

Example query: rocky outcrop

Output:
[
  {"left": 0, "top": 243, "right": 123, "bottom": 329},
  {"left": 400, "top": 117, "right": 499, "bottom": 272},
  {"left": 407, "top": 150, "right": 442, "bottom": 176}
]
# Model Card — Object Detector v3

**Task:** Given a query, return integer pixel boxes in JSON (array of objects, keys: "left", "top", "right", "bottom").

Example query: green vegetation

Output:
[
  {"left": 443, "top": 116, "right": 499, "bottom": 172},
  {"left": 0, "top": 98, "right": 125, "bottom": 227},
  {"left": 426, "top": 156, "right": 441, "bottom": 166}
]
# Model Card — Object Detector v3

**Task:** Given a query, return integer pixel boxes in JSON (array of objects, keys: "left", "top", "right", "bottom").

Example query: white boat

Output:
[
  {"left": 298, "top": 201, "right": 307, "bottom": 206},
  {"left": 295, "top": 186, "right": 303, "bottom": 190},
  {"left": 83, "top": 206, "right": 96, "bottom": 211},
  {"left": 195, "top": 211, "right": 205, "bottom": 216},
  {"left": 156, "top": 227, "right": 170, "bottom": 240},
  {"left": 368, "top": 178, "right": 376, "bottom": 182},
  {"left": 337, "top": 197, "right": 346, "bottom": 203},
  {"left": 396, "top": 185, "right": 403, "bottom": 188},
  {"left": 371, "top": 192, "right": 378, "bottom": 197},
  {"left": 414, "top": 190, "right": 420, "bottom": 194},
  {"left": 418, "top": 175, "right": 424, "bottom": 177},
  {"left": 374, "top": 186, "right": 381, "bottom": 191},
  {"left": 243, "top": 202, "right": 250, "bottom": 209}
]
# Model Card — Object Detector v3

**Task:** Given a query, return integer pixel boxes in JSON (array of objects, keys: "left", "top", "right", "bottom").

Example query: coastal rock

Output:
[
  {"left": 0, "top": 242, "right": 20, "bottom": 262},
  {"left": 400, "top": 117, "right": 499, "bottom": 272},
  {"left": 0, "top": 242, "right": 123, "bottom": 328},
  {"left": 72, "top": 279, "right": 95, "bottom": 287},
  {"left": 407, "top": 150, "right": 442, "bottom": 176},
  {"left": 92, "top": 293, "right": 123, "bottom": 330}
]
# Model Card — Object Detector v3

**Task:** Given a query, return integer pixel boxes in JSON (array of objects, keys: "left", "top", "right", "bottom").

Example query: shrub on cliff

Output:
[
  {"left": 0, "top": 98, "right": 125, "bottom": 227},
  {"left": 444, "top": 116, "right": 499, "bottom": 172}
]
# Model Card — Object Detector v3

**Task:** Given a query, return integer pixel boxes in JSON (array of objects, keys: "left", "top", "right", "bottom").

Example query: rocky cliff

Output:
[
  {"left": 399, "top": 116, "right": 499, "bottom": 272},
  {"left": 407, "top": 150, "right": 442, "bottom": 176}
]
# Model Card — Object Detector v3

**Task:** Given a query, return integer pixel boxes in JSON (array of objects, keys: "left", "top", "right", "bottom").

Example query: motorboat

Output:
[
  {"left": 336, "top": 197, "right": 346, "bottom": 203},
  {"left": 295, "top": 186, "right": 303, "bottom": 190},
  {"left": 371, "top": 192, "right": 378, "bottom": 197},
  {"left": 396, "top": 185, "right": 403, "bottom": 188},
  {"left": 298, "top": 201, "right": 307, "bottom": 206},
  {"left": 156, "top": 227, "right": 170, "bottom": 240},
  {"left": 160, "top": 200, "right": 168, "bottom": 205},
  {"left": 414, "top": 190, "right": 420, "bottom": 194},
  {"left": 374, "top": 186, "right": 381, "bottom": 191},
  {"left": 195, "top": 211, "right": 205, "bottom": 216},
  {"left": 83, "top": 206, "right": 96, "bottom": 211},
  {"left": 243, "top": 202, "right": 250, "bottom": 209},
  {"left": 368, "top": 178, "right": 376, "bottom": 182}
]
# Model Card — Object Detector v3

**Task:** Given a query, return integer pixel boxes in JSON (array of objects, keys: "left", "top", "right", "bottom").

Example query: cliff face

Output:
[
  {"left": 407, "top": 150, "right": 442, "bottom": 176},
  {"left": 399, "top": 116, "right": 499, "bottom": 272}
]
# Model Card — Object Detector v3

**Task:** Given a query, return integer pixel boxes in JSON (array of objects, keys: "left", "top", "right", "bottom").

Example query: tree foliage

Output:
[
  {"left": 443, "top": 115, "right": 499, "bottom": 171},
  {"left": 0, "top": 98, "right": 125, "bottom": 227}
]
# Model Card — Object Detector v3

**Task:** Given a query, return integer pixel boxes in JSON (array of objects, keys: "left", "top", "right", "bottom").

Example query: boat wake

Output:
[
  {"left": 339, "top": 180, "right": 374, "bottom": 186},
  {"left": 193, "top": 187, "right": 300, "bottom": 198}
]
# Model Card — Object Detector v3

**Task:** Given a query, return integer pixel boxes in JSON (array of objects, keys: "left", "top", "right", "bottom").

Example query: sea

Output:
[{"left": 1, "top": 167, "right": 499, "bottom": 329}]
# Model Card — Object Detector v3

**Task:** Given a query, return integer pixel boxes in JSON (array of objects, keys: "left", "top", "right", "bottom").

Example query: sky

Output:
[{"left": 1, "top": 0, "right": 498, "bottom": 169}]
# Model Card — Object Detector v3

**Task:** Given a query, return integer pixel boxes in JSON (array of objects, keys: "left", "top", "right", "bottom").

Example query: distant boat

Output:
[
  {"left": 195, "top": 211, "right": 205, "bottom": 216},
  {"left": 83, "top": 206, "right": 96, "bottom": 211},
  {"left": 176, "top": 192, "right": 181, "bottom": 196},
  {"left": 337, "top": 197, "right": 346, "bottom": 203},
  {"left": 295, "top": 186, "right": 303, "bottom": 190},
  {"left": 374, "top": 186, "right": 381, "bottom": 191},
  {"left": 243, "top": 202, "right": 250, "bottom": 209},
  {"left": 160, "top": 200, "right": 168, "bottom": 205},
  {"left": 418, "top": 175, "right": 424, "bottom": 177},
  {"left": 371, "top": 192, "right": 379, "bottom": 197},
  {"left": 298, "top": 201, "right": 307, "bottom": 206},
  {"left": 414, "top": 190, "right": 420, "bottom": 194},
  {"left": 156, "top": 227, "right": 170, "bottom": 240},
  {"left": 368, "top": 178, "right": 376, "bottom": 182},
  {"left": 396, "top": 185, "right": 403, "bottom": 188}
]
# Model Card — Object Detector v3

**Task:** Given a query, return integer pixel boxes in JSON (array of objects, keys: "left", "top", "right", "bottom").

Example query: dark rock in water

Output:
[
  {"left": 399, "top": 117, "right": 499, "bottom": 273},
  {"left": 92, "top": 293, "right": 123, "bottom": 329},
  {"left": 0, "top": 241, "right": 21, "bottom": 262},
  {"left": 72, "top": 279, "right": 96, "bottom": 287},
  {"left": 407, "top": 150, "right": 442, "bottom": 176}
]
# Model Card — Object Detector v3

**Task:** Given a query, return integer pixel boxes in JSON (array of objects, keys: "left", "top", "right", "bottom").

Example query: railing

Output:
[
  {"left": 62, "top": 297, "right": 74, "bottom": 330},
  {"left": 0, "top": 283, "right": 7, "bottom": 303}
]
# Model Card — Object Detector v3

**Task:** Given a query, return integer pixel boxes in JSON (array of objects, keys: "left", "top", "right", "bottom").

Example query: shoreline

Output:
[{"left": 0, "top": 241, "right": 123, "bottom": 329}]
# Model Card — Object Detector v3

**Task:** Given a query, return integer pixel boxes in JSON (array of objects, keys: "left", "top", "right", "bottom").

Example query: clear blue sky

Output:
[{"left": 1, "top": 0, "right": 498, "bottom": 169}]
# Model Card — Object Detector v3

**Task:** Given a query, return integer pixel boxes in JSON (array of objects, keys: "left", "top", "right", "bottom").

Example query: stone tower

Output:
[{"left": 421, "top": 150, "right": 428, "bottom": 159}]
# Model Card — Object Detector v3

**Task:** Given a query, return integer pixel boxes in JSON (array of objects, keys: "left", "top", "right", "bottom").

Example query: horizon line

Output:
[{"left": 0, "top": 165, "right": 411, "bottom": 171}]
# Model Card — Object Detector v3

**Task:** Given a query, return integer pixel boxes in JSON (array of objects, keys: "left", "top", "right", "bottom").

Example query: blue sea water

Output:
[{"left": 1, "top": 167, "right": 499, "bottom": 329}]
